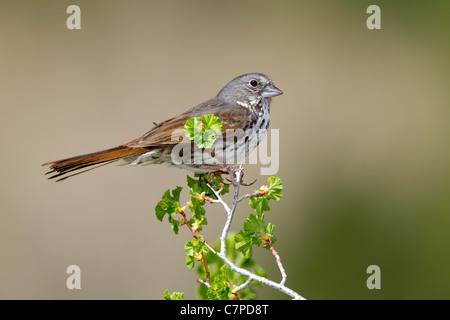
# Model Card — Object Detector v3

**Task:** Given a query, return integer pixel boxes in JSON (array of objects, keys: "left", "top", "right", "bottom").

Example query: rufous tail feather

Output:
[{"left": 43, "top": 145, "right": 148, "bottom": 182}]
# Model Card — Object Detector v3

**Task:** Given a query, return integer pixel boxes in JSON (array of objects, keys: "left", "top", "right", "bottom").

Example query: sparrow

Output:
[{"left": 43, "top": 73, "right": 283, "bottom": 181}]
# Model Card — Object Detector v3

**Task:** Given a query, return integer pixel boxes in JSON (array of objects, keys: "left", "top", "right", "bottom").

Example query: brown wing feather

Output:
[{"left": 126, "top": 99, "right": 249, "bottom": 148}]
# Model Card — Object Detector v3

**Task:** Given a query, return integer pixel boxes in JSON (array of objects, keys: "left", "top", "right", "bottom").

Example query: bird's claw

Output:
[
  {"left": 240, "top": 178, "right": 257, "bottom": 186},
  {"left": 200, "top": 164, "right": 256, "bottom": 187}
]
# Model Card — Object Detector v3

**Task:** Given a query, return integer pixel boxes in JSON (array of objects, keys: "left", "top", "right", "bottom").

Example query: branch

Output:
[
  {"left": 266, "top": 242, "right": 287, "bottom": 286},
  {"left": 179, "top": 210, "right": 214, "bottom": 288},
  {"left": 237, "top": 191, "right": 266, "bottom": 202},
  {"left": 197, "top": 253, "right": 211, "bottom": 288},
  {"left": 206, "top": 165, "right": 306, "bottom": 300},
  {"left": 233, "top": 277, "right": 252, "bottom": 293},
  {"left": 179, "top": 209, "right": 217, "bottom": 255}
]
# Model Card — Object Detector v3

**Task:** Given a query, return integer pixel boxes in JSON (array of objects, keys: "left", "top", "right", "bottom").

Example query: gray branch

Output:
[{"left": 207, "top": 165, "right": 306, "bottom": 300}]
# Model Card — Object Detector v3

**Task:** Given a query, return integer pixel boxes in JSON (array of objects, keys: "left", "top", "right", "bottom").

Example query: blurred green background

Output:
[{"left": 1, "top": 0, "right": 449, "bottom": 299}]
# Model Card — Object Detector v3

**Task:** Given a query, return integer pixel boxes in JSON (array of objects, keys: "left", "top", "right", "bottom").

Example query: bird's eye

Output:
[{"left": 249, "top": 80, "right": 259, "bottom": 87}]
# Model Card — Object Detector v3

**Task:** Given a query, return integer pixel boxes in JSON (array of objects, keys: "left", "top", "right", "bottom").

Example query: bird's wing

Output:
[{"left": 125, "top": 100, "right": 249, "bottom": 148}]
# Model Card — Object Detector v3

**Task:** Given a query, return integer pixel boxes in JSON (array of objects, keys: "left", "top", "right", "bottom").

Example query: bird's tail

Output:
[{"left": 43, "top": 145, "right": 148, "bottom": 182}]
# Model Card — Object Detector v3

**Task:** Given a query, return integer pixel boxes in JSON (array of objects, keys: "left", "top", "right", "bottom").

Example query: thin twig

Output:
[
  {"left": 197, "top": 279, "right": 209, "bottom": 287},
  {"left": 200, "top": 253, "right": 211, "bottom": 287},
  {"left": 204, "top": 196, "right": 220, "bottom": 203},
  {"left": 233, "top": 277, "right": 253, "bottom": 293},
  {"left": 267, "top": 242, "right": 287, "bottom": 286},
  {"left": 237, "top": 191, "right": 266, "bottom": 202},
  {"left": 180, "top": 211, "right": 213, "bottom": 288},
  {"left": 206, "top": 183, "right": 231, "bottom": 215}
]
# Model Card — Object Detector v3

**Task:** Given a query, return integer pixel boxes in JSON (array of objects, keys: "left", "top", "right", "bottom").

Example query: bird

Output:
[{"left": 43, "top": 73, "right": 283, "bottom": 181}]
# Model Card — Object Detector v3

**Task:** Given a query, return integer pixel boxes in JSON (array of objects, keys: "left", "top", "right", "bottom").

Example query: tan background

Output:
[{"left": 1, "top": 0, "right": 449, "bottom": 299}]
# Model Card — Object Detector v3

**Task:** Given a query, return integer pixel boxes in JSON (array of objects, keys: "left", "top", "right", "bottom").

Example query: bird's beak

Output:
[{"left": 261, "top": 83, "right": 283, "bottom": 98}]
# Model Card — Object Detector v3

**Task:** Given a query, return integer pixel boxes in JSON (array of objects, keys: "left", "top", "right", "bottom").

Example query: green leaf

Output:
[
  {"left": 243, "top": 213, "right": 265, "bottom": 236},
  {"left": 185, "top": 238, "right": 207, "bottom": 269},
  {"left": 248, "top": 177, "right": 283, "bottom": 214},
  {"left": 202, "top": 114, "right": 223, "bottom": 150},
  {"left": 187, "top": 174, "right": 229, "bottom": 201},
  {"left": 220, "top": 183, "right": 230, "bottom": 196},
  {"left": 186, "top": 175, "right": 198, "bottom": 189},
  {"left": 202, "top": 114, "right": 223, "bottom": 136},
  {"left": 187, "top": 175, "right": 207, "bottom": 196},
  {"left": 167, "top": 215, "right": 181, "bottom": 235},
  {"left": 185, "top": 240, "right": 195, "bottom": 256},
  {"left": 184, "top": 117, "right": 203, "bottom": 144},
  {"left": 191, "top": 216, "right": 208, "bottom": 232},
  {"left": 155, "top": 187, "right": 183, "bottom": 222},
  {"left": 163, "top": 289, "right": 184, "bottom": 300},
  {"left": 171, "top": 186, "right": 183, "bottom": 202},
  {"left": 207, "top": 265, "right": 232, "bottom": 300},
  {"left": 184, "top": 114, "right": 223, "bottom": 150},
  {"left": 206, "top": 173, "right": 230, "bottom": 197},
  {"left": 249, "top": 196, "right": 270, "bottom": 214},
  {"left": 155, "top": 199, "right": 168, "bottom": 222},
  {"left": 184, "top": 117, "right": 205, "bottom": 148},
  {"left": 235, "top": 214, "right": 278, "bottom": 257},
  {"left": 184, "top": 118, "right": 196, "bottom": 140},
  {"left": 263, "top": 223, "right": 277, "bottom": 245},
  {"left": 267, "top": 176, "right": 283, "bottom": 200},
  {"left": 264, "top": 222, "right": 276, "bottom": 236},
  {"left": 186, "top": 255, "right": 196, "bottom": 269},
  {"left": 188, "top": 188, "right": 206, "bottom": 219},
  {"left": 234, "top": 231, "right": 254, "bottom": 258},
  {"left": 201, "top": 129, "right": 216, "bottom": 150},
  {"left": 249, "top": 177, "right": 283, "bottom": 214}
]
